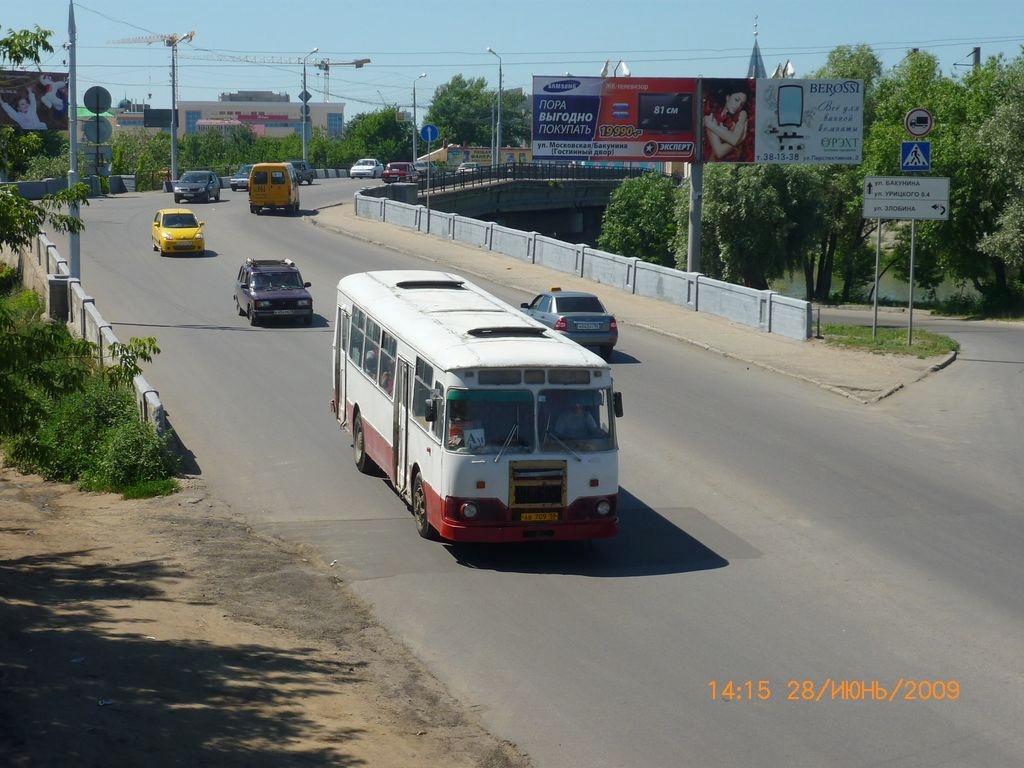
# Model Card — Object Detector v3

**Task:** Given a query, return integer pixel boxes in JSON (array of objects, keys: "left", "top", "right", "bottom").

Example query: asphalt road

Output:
[{"left": 43, "top": 179, "right": 1024, "bottom": 767}]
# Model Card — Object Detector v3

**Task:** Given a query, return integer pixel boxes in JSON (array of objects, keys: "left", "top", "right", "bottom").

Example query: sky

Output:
[{"left": 5, "top": 0, "right": 1023, "bottom": 118}]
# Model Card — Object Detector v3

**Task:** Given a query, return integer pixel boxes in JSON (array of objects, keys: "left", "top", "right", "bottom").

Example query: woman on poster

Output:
[{"left": 703, "top": 87, "right": 753, "bottom": 162}]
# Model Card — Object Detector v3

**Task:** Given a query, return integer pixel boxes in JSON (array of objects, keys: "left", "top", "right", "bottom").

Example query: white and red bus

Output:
[{"left": 331, "top": 270, "right": 624, "bottom": 543}]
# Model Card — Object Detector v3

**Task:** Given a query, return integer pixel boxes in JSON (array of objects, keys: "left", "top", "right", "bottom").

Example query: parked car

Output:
[
  {"left": 151, "top": 208, "right": 206, "bottom": 256},
  {"left": 234, "top": 257, "right": 313, "bottom": 326},
  {"left": 286, "top": 159, "right": 316, "bottom": 185},
  {"left": 455, "top": 161, "right": 481, "bottom": 175},
  {"left": 229, "top": 163, "right": 255, "bottom": 191},
  {"left": 173, "top": 170, "right": 221, "bottom": 203},
  {"left": 382, "top": 161, "right": 419, "bottom": 183},
  {"left": 349, "top": 158, "right": 384, "bottom": 179},
  {"left": 521, "top": 288, "right": 618, "bottom": 360}
]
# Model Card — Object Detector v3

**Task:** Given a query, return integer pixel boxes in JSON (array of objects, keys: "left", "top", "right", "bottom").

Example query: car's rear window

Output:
[{"left": 555, "top": 296, "right": 606, "bottom": 313}]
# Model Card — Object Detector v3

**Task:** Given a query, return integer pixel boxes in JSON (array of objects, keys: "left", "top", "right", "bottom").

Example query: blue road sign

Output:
[
  {"left": 901, "top": 141, "right": 931, "bottom": 172},
  {"left": 421, "top": 123, "right": 439, "bottom": 142}
]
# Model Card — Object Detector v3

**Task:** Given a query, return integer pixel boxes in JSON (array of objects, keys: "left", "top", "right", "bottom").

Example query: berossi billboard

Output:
[{"left": 0, "top": 70, "right": 69, "bottom": 131}]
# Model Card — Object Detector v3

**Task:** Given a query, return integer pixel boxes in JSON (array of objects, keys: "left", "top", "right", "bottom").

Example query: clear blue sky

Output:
[{"left": 5, "top": 0, "right": 1023, "bottom": 117}]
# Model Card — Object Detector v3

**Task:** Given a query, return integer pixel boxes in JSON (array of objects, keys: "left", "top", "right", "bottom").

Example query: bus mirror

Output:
[
  {"left": 424, "top": 399, "right": 438, "bottom": 423},
  {"left": 613, "top": 392, "right": 623, "bottom": 417}
]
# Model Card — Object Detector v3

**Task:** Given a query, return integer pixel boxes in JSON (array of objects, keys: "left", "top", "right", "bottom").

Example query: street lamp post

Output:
[
  {"left": 487, "top": 47, "right": 502, "bottom": 167},
  {"left": 412, "top": 72, "right": 426, "bottom": 163},
  {"left": 301, "top": 47, "right": 318, "bottom": 162}
]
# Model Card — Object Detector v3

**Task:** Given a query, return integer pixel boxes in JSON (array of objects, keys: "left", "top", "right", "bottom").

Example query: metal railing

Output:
[{"left": 419, "top": 162, "right": 658, "bottom": 193}]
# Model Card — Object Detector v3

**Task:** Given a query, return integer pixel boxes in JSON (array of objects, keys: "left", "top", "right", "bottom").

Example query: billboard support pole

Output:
[{"left": 687, "top": 78, "right": 704, "bottom": 273}]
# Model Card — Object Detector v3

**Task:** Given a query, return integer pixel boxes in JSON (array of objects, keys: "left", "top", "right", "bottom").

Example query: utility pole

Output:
[
  {"left": 110, "top": 31, "right": 195, "bottom": 182},
  {"left": 487, "top": 47, "right": 502, "bottom": 166},
  {"left": 412, "top": 73, "right": 426, "bottom": 163},
  {"left": 67, "top": 0, "right": 80, "bottom": 279},
  {"left": 301, "top": 47, "right": 318, "bottom": 163}
]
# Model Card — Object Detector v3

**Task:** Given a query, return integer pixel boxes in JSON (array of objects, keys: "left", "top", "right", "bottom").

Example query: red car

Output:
[{"left": 382, "top": 162, "right": 419, "bottom": 183}]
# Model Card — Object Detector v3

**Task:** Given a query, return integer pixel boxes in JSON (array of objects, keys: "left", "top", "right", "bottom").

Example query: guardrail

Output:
[
  {"left": 353, "top": 192, "right": 812, "bottom": 340},
  {"left": 2, "top": 235, "right": 167, "bottom": 433},
  {"left": 417, "top": 161, "right": 656, "bottom": 193}
]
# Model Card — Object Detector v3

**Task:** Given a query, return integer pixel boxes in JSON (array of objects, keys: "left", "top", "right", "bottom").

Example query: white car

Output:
[{"left": 349, "top": 158, "right": 384, "bottom": 179}]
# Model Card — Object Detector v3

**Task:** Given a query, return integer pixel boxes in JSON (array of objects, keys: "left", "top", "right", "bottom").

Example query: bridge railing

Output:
[
  {"left": 353, "top": 191, "right": 812, "bottom": 341},
  {"left": 421, "top": 162, "right": 656, "bottom": 193}
]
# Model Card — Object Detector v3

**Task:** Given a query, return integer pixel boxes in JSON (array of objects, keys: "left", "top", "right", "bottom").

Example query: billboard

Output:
[
  {"left": 533, "top": 76, "right": 864, "bottom": 166},
  {"left": 532, "top": 75, "right": 698, "bottom": 163},
  {"left": 753, "top": 79, "right": 864, "bottom": 164},
  {"left": 0, "top": 70, "right": 69, "bottom": 131}
]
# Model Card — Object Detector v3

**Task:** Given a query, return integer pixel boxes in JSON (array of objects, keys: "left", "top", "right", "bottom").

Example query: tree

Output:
[
  {"left": 805, "top": 44, "right": 884, "bottom": 301},
  {"left": 424, "top": 75, "right": 499, "bottom": 148},
  {"left": 872, "top": 49, "right": 1024, "bottom": 309},
  {"left": 598, "top": 174, "right": 680, "bottom": 266},
  {"left": 1, "top": 22, "right": 90, "bottom": 253},
  {"left": 341, "top": 108, "right": 410, "bottom": 163},
  {"left": 678, "top": 164, "right": 817, "bottom": 289}
]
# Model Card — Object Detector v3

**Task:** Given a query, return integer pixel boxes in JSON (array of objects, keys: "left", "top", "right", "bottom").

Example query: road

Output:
[{"left": 46, "top": 179, "right": 1024, "bottom": 767}]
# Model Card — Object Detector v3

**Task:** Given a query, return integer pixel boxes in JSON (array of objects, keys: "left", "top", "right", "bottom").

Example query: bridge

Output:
[{"left": 361, "top": 163, "right": 658, "bottom": 245}]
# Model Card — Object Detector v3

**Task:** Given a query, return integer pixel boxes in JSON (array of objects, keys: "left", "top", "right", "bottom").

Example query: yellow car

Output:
[{"left": 152, "top": 208, "right": 206, "bottom": 256}]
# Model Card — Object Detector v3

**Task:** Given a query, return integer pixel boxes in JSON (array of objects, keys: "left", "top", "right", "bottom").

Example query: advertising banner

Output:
[
  {"left": 533, "top": 76, "right": 864, "bottom": 166},
  {"left": 532, "top": 75, "right": 698, "bottom": 163},
  {"left": 701, "top": 78, "right": 756, "bottom": 163},
  {"left": 753, "top": 79, "right": 863, "bottom": 164},
  {"left": 0, "top": 70, "right": 69, "bottom": 131}
]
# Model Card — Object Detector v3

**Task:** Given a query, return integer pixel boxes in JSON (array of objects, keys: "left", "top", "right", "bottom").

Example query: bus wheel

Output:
[
  {"left": 411, "top": 473, "right": 438, "bottom": 540},
  {"left": 352, "top": 413, "right": 377, "bottom": 474}
]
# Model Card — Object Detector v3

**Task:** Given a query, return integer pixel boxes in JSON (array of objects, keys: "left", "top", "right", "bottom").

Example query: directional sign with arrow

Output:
[{"left": 863, "top": 176, "right": 950, "bottom": 220}]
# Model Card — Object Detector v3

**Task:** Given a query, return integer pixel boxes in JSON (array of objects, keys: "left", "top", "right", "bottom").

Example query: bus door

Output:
[
  {"left": 393, "top": 358, "right": 412, "bottom": 494},
  {"left": 334, "top": 307, "right": 349, "bottom": 427}
]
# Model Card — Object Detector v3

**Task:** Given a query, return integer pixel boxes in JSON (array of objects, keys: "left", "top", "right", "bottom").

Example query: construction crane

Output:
[
  {"left": 110, "top": 31, "right": 196, "bottom": 182},
  {"left": 315, "top": 57, "right": 371, "bottom": 102}
]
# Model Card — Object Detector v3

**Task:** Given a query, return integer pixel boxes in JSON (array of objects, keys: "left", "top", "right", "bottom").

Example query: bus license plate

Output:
[{"left": 520, "top": 512, "right": 559, "bottom": 522}]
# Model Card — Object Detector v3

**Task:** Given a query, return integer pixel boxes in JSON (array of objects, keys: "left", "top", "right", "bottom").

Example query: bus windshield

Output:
[
  {"left": 446, "top": 389, "right": 534, "bottom": 454},
  {"left": 539, "top": 388, "right": 615, "bottom": 452}
]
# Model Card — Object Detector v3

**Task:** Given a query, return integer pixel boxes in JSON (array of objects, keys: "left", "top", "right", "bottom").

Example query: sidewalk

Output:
[{"left": 309, "top": 202, "right": 955, "bottom": 404}]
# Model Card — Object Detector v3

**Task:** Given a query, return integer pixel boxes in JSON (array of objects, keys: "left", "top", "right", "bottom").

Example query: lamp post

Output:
[
  {"left": 487, "top": 47, "right": 502, "bottom": 167},
  {"left": 412, "top": 72, "right": 426, "bottom": 163},
  {"left": 301, "top": 47, "right": 318, "bottom": 162}
]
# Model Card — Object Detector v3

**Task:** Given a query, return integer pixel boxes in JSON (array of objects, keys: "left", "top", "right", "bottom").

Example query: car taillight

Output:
[
  {"left": 554, "top": 317, "right": 568, "bottom": 331},
  {"left": 609, "top": 317, "right": 618, "bottom": 333}
]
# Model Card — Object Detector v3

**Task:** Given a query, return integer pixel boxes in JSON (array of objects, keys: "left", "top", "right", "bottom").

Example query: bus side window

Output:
[
  {"left": 363, "top": 318, "right": 382, "bottom": 378},
  {"left": 348, "top": 307, "right": 366, "bottom": 366}
]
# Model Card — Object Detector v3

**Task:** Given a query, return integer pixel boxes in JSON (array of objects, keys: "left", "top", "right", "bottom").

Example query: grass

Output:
[{"left": 821, "top": 323, "right": 959, "bottom": 358}]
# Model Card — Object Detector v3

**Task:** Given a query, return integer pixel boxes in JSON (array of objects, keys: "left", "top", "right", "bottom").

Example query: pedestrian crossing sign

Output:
[{"left": 901, "top": 141, "right": 932, "bottom": 172}]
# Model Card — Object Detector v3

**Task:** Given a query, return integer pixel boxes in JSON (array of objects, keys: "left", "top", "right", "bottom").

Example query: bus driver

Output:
[{"left": 554, "top": 402, "right": 600, "bottom": 439}]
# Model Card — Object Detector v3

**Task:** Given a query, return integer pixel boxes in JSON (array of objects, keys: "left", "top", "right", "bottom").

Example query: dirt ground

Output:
[{"left": 0, "top": 461, "right": 531, "bottom": 768}]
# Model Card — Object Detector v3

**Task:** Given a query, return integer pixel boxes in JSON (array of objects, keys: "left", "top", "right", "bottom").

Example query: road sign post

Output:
[
  {"left": 863, "top": 175, "right": 950, "bottom": 346},
  {"left": 420, "top": 124, "right": 439, "bottom": 232}
]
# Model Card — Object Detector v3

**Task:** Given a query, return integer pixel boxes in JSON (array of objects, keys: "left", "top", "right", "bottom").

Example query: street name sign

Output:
[{"left": 863, "top": 176, "right": 950, "bottom": 221}]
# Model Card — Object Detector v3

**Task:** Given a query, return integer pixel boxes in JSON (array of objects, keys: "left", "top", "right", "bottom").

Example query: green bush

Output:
[
  {"left": 6, "top": 375, "right": 178, "bottom": 496},
  {"left": 80, "top": 417, "right": 179, "bottom": 493},
  {"left": 8, "top": 377, "right": 134, "bottom": 481}
]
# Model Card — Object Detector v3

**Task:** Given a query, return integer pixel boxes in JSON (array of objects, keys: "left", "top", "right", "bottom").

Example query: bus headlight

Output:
[
  {"left": 461, "top": 502, "right": 479, "bottom": 519},
  {"left": 595, "top": 499, "right": 612, "bottom": 516}
]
